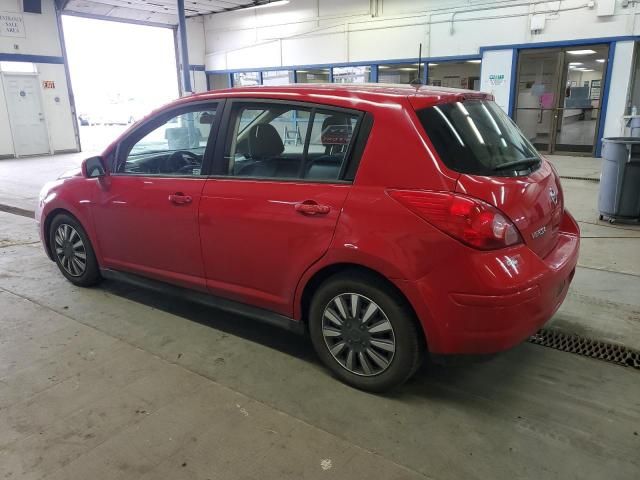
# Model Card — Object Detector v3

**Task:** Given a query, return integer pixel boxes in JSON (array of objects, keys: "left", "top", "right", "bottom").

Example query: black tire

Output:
[
  {"left": 49, "top": 213, "right": 102, "bottom": 287},
  {"left": 308, "top": 271, "right": 424, "bottom": 392}
]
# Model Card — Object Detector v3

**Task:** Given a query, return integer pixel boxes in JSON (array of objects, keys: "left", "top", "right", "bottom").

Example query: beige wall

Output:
[{"left": 0, "top": 0, "right": 78, "bottom": 157}]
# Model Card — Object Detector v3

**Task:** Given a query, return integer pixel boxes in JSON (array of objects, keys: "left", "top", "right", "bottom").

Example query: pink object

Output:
[{"left": 540, "top": 92, "right": 555, "bottom": 109}]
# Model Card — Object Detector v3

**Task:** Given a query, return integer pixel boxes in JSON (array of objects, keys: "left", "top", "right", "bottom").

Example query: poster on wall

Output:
[
  {"left": 0, "top": 12, "right": 25, "bottom": 38},
  {"left": 590, "top": 79, "right": 601, "bottom": 100}
]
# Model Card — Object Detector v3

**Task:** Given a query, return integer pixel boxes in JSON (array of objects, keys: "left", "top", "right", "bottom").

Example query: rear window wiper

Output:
[{"left": 493, "top": 157, "right": 541, "bottom": 171}]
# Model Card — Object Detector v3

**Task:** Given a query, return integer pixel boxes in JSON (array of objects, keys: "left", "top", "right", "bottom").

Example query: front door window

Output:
[{"left": 118, "top": 107, "right": 217, "bottom": 176}]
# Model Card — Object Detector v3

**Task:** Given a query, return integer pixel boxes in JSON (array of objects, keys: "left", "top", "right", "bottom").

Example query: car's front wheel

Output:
[
  {"left": 309, "top": 272, "right": 424, "bottom": 392},
  {"left": 49, "top": 213, "right": 101, "bottom": 287}
]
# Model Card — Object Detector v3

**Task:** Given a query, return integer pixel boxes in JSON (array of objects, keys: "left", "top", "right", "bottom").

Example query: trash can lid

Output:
[{"left": 602, "top": 137, "right": 640, "bottom": 144}]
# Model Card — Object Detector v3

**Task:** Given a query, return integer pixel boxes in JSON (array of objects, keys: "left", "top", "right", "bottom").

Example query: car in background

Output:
[{"left": 36, "top": 84, "right": 580, "bottom": 392}]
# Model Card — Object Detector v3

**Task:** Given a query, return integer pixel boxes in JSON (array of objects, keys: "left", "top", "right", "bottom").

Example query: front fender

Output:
[{"left": 39, "top": 177, "right": 101, "bottom": 265}]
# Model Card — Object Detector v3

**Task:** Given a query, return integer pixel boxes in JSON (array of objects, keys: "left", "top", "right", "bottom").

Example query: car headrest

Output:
[
  {"left": 321, "top": 115, "right": 352, "bottom": 148},
  {"left": 247, "top": 123, "right": 284, "bottom": 159}
]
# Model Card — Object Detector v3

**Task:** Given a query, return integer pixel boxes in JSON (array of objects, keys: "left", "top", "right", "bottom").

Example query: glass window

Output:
[
  {"left": 226, "top": 104, "right": 311, "bottom": 179},
  {"left": 119, "top": 108, "right": 217, "bottom": 176},
  {"left": 224, "top": 103, "right": 360, "bottom": 181},
  {"left": 303, "top": 110, "right": 359, "bottom": 180},
  {"left": 417, "top": 100, "right": 540, "bottom": 176},
  {"left": 428, "top": 61, "right": 481, "bottom": 90},
  {"left": 262, "top": 70, "right": 295, "bottom": 85},
  {"left": 333, "top": 66, "right": 371, "bottom": 83},
  {"left": 296, "top": 68, "right": 330, "bottom": 83},
  {"left": 0, "top": 61, "right": 37, "bottom": 73},
  {"left": 208, "top": 73, "right": 230, "bottom": 90},
  {"left": 233, "top": 71, "right": 261, "bottom": 87},
  {"left": 378, "top": 63, "right": 424, "bottom": 84}
]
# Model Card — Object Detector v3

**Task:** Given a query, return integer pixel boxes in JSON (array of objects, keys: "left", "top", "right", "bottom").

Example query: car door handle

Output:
[
  {"left": 295, "top": 201, "right": 330, "bottom": 215},
  {"left": 168, "top": 193, "right": 192, "bottom": 205}
]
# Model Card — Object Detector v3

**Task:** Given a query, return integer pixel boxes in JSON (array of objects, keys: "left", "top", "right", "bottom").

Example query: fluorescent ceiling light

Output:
[
  {"left": 247, "top": 0, "right": 290, "bottom": 9},
  {"left": 399, "top": 68, "right": 417, "bottom": 71},
  {"left": 580, "top": 68, "right": 595, "bottom": 72},
  {"left": 596, "top": 59, "right": 606, "bottom": 63},
  {"left": 378, "top": 65, "right": 389, "bottom": 69},
  {"left": 569, "top": 62, "right": 583, "bottom": 66},
  {"left": 467, "top": 60, "right": 482, "bottom": 64},
  {"left": 428, "top": 63, "right": 439, "bottom": 66},
  {"left": 567, "top": 49, "right": 597, "bottom": 55}
]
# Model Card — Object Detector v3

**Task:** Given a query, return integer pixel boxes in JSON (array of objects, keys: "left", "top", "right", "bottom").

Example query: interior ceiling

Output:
[{"left": 63, "top": 0, "right": 265, "bottom": 26}]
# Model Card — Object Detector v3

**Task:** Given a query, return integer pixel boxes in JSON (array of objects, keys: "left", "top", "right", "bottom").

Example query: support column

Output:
[{"left": 177, "top": 0, "right": 192, "bottom": 94}]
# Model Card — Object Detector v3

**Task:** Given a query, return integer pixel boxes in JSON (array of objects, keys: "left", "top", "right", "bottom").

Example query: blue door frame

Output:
[{"left": 481, "top": 37, "right": 637, "bottom": 157}]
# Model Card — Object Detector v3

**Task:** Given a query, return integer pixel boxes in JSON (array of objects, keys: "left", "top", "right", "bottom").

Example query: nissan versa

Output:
[{"left": 37, "top": 84, "right": 579, "bottom": 392}]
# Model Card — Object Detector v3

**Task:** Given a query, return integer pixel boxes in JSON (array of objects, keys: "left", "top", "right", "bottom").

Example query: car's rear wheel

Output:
[
  {"left": 309, "top": 272, "right": 423, "bottom": 392},
  {"left": 49, "top": 213, "right": 101, "bottom": 287}
]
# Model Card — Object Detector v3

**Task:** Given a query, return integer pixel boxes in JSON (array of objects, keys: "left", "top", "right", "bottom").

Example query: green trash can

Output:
[{"left": 598, "top": 137, "right": 640, "bottom": 223}]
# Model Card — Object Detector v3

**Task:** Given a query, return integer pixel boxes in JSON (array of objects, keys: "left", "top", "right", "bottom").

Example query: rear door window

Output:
[
  {"left": 222, "top": 102, "right": 361, "bottom": 182},
  {"left": 417, "top": 100, "right": 541, "bottom": 176}
]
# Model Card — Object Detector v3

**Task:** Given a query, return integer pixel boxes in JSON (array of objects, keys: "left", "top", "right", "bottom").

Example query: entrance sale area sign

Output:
[{"left": 0, "top": 12, "right": 25, "bottom": 38}]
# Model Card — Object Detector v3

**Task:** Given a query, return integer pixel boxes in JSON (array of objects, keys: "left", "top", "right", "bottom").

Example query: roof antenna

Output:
[{"left": 410, "top": 43, "right": 424, "bottom": 88}]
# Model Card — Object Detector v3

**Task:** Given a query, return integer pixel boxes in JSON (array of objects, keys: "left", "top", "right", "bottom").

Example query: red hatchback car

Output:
[{"left": 37, "top": 84, "right": 579, "bottom": 391}]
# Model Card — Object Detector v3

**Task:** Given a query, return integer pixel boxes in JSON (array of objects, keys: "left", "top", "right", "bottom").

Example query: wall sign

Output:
[
  {"left": 489, "top": 74, "right": 505, "bottom": 86},
  {"left": 0, "top": 12, "right": 25, "bottom": 37},
  {"left": 43, "top": 80, "right": 55, "bottom": 89}
]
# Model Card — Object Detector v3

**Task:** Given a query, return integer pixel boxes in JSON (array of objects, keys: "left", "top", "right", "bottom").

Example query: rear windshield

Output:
[{"left": 417, "top": 100, "right": 541, "bottom": 176}]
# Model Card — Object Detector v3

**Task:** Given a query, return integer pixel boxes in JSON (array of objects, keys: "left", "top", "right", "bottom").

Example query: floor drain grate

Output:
[
  {"left": 559, "top": 175, "right": 600, "bottom": 183},
  {"left": 529, "top": 329, "right": 640, "bottom": 370}
]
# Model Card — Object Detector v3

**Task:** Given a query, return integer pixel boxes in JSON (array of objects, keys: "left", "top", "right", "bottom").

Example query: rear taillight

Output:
[{"left": 388, "top": 190, "right": 522, "bottom": 250}]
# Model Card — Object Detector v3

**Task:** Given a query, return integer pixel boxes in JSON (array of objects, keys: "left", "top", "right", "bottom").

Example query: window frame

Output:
[
  {"left": 112, "top": 100, "right": 224, "bottom": 178},
  {"left": 211, "top": 98, "right": 367, "bottom": 184}
]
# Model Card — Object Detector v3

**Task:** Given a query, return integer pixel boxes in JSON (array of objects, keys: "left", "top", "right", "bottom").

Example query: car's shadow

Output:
[
  {"left": 100, "top": 278, "right": 532, "bottom": 400},
  {"left": 101, "top": 279, "right": 316, "bottom": 361}
]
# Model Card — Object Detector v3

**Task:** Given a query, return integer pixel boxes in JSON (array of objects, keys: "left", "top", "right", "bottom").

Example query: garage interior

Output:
[{"left": 1, "top": 1, "right": 640, "bottom": 479}]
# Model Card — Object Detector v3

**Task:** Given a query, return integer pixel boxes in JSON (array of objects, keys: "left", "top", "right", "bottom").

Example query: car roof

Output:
[{"left": 176, "top": 83, "right": 492, "bottom": 109}]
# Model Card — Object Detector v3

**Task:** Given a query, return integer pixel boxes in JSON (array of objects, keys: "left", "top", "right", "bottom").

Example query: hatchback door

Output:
[
  {"left": 414, "top": 98, "right": 563, "bottom": 258},
  {"left": 199, "top": 100, "right": 366, "bottom": 316},
  {"left": 456, "top": 161, "right": 563, "bottom": 258},
  {"left": 92, "top": 102, "right": 221, "bottom": 289}
]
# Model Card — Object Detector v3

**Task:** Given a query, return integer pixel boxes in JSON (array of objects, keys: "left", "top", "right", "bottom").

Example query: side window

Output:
[
  {"left": 119, "top": 107, "right": 217, "bottom": 176},
  {"left": 304, "top": 110, "right": 358, "bottom": 180},
  {"left": 226, "top": 105, "right": 311, "bottom": 179}
]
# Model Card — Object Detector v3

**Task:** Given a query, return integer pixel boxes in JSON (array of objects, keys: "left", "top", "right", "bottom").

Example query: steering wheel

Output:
[{"left": 163, "top": 150, "right": 200, "bottom": 173}]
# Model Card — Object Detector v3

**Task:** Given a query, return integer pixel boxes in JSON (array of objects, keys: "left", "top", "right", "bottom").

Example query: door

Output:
[
  {"left": 514, "top": 49, "right": 564, "bottom": 153},
  {"left": 514, "top": 45, "right": 609, "bottom": 155},
  {"left": 2, "top": 74, "right": 50, "bottom": 156},
  {"left": 92, "top": 103, "right": 220, "bottom": 290},
  {"left": 199, "top": 101, "right": 363, "bottom": 316},
  {"left": 554, "top": 44, "right": 609, "bottom": 153}
]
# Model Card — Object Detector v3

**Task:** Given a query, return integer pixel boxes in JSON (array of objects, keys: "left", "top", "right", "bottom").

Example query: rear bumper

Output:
[{"left": 403, "top": 212, "right": 580, "bottom": 355}]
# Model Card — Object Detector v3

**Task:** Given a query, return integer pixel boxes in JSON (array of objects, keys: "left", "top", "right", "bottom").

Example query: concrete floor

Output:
[{"left": 1, "top": 152, "right": 639, "bottom": 479}]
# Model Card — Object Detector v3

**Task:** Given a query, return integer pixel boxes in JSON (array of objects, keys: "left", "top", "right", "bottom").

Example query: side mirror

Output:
[{"left": 82, "top": 156, "right": 107, "bottom": 178}]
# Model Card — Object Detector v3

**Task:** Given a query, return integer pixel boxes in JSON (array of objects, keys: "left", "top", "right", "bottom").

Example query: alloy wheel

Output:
[
  {"left": 54, "top": 224, "right": 87, "bottom": 277},
  {"left": 321, "top": 293, "right": 396, "bottom": 376}
]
